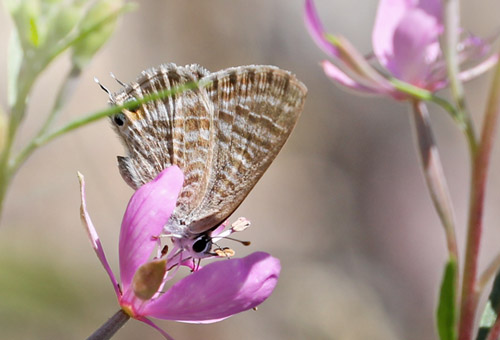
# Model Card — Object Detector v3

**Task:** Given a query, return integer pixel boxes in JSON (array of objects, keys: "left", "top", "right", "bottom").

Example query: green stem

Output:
[
  {"left": 41, "top": 65, "right": 82, "bottom": 137},
  {"left": 10, "top": 65, "right": 82, "bottom": 175},
  {"left": 11, "top": 81, "right": 200, "bottom": 174},
  {"left": 390, "top": 77, "right": 475, "bottom": 144},
  {"left": 458, "top": 45, "right": 500, "bottom": 340},
  {"left": 0, "top": 63, "right": 37, "bottom": 221}
]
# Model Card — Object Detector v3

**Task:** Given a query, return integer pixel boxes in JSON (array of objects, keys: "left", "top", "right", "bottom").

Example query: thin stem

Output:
[
  {"left": 11, "top": 81, "right": 200, "bottom": 174},
  {"left": 458, "top": 46, "right": 500, "bottom": 340},
  {"left": 0, "top": 64, "right": 37, "bottom": 220},
  {"left": 39, "top": 65, "right": 82, "bottom": 137},
  {"left": 441, "top": 0, "right": 478, "bottom": 158},
  {"left": 9, "top": 66, "right": 82, "bottom": 175},
  {"left": 87, "top": 309, "right": 130, "bottom": 340},
  {"left": 442, "top": 0, "right": 467, "bottom": 118}
]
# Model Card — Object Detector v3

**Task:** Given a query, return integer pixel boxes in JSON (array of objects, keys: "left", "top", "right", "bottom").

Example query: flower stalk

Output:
[
  {"left": 87, "top": 309, "right": 130, "bottom": 340},
  {"left": 459, "top": 49, "right": 500, "bottom": 340}
]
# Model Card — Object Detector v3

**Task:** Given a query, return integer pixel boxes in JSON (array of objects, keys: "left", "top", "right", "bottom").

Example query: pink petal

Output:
[
  {"left": 78, "top": 172, "right": 120, "bottom": 299},
  {"left": 418, "top": 0, "right": 442, "bottom": 20},
  {"left": 304, "top": 0, "right": 339, "bottom": 58},
  {"left": 373, "top": 0, "right": 443, "bottom": 86},
  {"left": 119, "top": 166, "right": 184, "bottom": 292},
  {"left": 373, "top": 0, "right": 411, "bottom": 67},
  {"left": 141, "top": 252, "right": 280, "bottom": 323},
  {"left": 388, "top": 9, "right": 442, "bottom": 86}
]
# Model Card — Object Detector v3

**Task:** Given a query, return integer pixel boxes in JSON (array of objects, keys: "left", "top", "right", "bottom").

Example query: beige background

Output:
[{"left": 1, "top": 1, "right": 500, "bottom": 339}]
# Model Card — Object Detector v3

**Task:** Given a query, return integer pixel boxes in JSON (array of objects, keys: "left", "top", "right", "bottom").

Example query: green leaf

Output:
[{"left": 437, "top": 258, "right": 457, "bottom": 340}]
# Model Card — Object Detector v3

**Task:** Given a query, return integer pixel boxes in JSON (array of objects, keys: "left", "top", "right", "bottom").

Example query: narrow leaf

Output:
[{"left": 437, "top": 258, "right": 457, "bottom": 340}]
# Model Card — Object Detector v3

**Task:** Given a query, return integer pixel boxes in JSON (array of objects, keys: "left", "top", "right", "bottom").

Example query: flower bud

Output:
[{"left": 132, "top": 259, "right": 167, "bottom": 301}]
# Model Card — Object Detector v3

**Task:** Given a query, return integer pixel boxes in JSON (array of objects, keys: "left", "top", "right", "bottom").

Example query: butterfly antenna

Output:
[
  {"left": 110, "top": 72, "right": 127, "bottom": 87},
  {"left": 220, "top": 236, "right": 251, "bottom": 246},
  {"left": 94, "top": 77, "right": 114, "bottom": 102}
]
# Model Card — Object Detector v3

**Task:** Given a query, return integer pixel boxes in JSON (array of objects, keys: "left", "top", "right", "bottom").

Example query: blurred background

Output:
[{"left": 1, "top": 0, "right": 500, "bottom": 339}]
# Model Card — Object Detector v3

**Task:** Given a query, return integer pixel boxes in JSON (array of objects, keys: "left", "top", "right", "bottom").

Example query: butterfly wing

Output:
[
  {"left": 111, "top": 64, "right": 307, "bottom": 238},
  {"left": 186, "top": 65, "right": 307, "bottom": 234},
  {"left": 111, "top": 63, "right": 217, "bottom": 220}
]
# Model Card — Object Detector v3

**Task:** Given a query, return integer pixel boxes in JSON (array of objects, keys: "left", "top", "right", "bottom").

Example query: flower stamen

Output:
[{"left": 214, "top": 247, "right": 236, "bottom": 258}]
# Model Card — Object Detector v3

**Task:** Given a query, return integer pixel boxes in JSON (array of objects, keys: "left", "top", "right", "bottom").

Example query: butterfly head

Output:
[
  {"left": 168, "top": 217, "right": 251, "bottom": 261},
  {"left": 171, "top": 232, "right": 214, "bottom": 260}
]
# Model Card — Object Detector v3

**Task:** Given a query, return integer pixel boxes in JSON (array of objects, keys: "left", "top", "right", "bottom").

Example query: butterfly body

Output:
[{"left": 110, "top": 63, "right": 307, "bottom": 252}]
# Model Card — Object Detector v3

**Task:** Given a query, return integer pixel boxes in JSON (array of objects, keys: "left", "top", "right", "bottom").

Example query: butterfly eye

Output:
[
  {"left": 113, "top": 113, "right": 126, "bottom": 126},
  {"left": 192, "top": 234, "right": 212, "bottom": 254}
]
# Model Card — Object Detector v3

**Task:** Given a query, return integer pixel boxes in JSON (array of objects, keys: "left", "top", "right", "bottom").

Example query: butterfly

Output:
[{"left": 107, "top": 63, "right": 307, "bottom": 257}]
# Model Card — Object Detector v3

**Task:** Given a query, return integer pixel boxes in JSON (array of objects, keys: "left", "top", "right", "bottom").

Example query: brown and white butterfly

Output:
[{"left": 107, "top": 63, "right": 307, "bottom": 257}]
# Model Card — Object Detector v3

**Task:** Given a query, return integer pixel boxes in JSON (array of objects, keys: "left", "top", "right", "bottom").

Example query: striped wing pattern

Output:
[{"left": 111, "top": 63, "right": 307, "bottom": 238}]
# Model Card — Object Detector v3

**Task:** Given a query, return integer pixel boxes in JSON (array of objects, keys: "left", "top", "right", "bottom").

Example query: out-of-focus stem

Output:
[
  {"left": 458, "top": 45, "right": 500, "bottom": 340},
  {"left": 10, "top": 65, "right": 82, "bottom": 174},
  {"left": 442, "top": 0, "right": 467, "bottom": 118},
  {"left": 0, "top": 65, "right": 36, "bottom": 222}
]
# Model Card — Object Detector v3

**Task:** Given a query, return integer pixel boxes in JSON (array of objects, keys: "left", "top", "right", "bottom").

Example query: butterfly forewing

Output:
[
  {"left": 111, "top": 63, "right": 307, "bottom": 239},
  {"left": 112, "top": 64, "right": 215, "bottom": 217}
]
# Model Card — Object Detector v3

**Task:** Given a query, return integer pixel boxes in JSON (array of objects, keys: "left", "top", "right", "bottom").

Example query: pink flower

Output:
[
  {"left": 78, "top": 166, "right": 280, "bottom": 339},
  {"left": 305, "top": 0, "right": 496, "bottom": 99}
]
